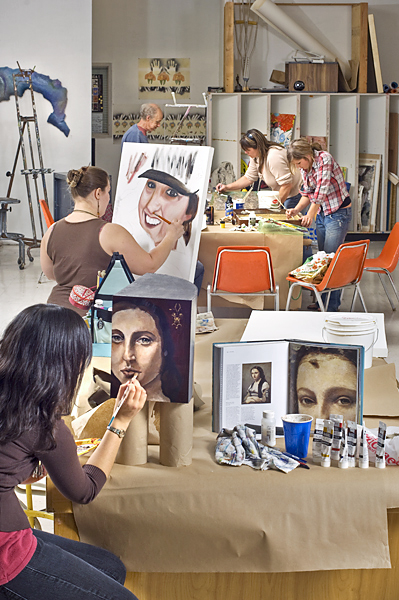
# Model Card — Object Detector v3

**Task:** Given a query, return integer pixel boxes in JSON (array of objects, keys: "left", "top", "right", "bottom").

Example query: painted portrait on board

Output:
[
  {"left": 110, "top": 294, "right": 193, "bottom": 404},
  {"left": 113, "top": 143, "right": 213, "bottom": 282}
]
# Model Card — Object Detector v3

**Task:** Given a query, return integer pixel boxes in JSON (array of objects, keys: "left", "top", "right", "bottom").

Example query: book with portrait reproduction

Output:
[{"left": 212, "top": 339, "right": 364, "bottom": 433}]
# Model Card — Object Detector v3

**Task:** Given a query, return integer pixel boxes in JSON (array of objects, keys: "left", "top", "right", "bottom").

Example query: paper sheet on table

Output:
[{"left": 363, "top": 362, "right": 399, "bottom": 416}]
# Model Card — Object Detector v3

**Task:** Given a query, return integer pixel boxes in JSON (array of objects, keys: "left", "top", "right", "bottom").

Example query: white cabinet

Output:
[{"left": 207, "top": 92, "right": 396, "bottom": 233}]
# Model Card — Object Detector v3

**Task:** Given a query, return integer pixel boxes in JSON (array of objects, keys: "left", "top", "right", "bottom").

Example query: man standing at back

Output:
[{"left": 121, "top": 103, "right": 163, "bottom": 146}]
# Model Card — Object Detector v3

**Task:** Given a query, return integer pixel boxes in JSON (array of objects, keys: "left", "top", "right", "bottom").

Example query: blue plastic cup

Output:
[{"left": 281, "top": 414, "right": 313, "bottom": 459}]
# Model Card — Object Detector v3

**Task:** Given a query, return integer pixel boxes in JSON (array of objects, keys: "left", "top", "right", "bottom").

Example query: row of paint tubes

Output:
[{"left": 313, "top": 417, "right": 386, "bottom": 469}]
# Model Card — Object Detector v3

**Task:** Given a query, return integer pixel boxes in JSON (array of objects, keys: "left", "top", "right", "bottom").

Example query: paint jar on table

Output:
[
  {"left": 225, "top": 195, "right": 233, "bottom": 218},
  {"left": 220, "top": 219, "right": 225, "bottom": 229},
  {"left": 262, "top": 410, "right": 276, "bottom": 446},
  {"left": 322, "top": 315, "right": 378, "bottom": 369}
]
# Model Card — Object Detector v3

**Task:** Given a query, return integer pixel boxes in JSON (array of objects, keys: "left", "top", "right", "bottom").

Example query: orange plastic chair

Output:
[
  {"left": 285, "top": 239, "right": 370, "bottom": 312},
  {"left": 207, "top": 246, "right": 279, "bottom": 312},
  {"left": 363, "top": 222, "right": 399, "bottom": 310},
  {"left": 39, "top": 199, "right": 54, "bottom": 228}
]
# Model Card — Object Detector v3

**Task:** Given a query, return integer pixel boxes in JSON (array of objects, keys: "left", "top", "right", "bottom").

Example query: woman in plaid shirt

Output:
[{"left": 286, "top": 138, "right": 352, "bottom": 311}]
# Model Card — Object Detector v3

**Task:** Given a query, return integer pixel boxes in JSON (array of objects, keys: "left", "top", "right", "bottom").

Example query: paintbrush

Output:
[
  {"left": 152, "top": 212, "right": 172, "bottom": 225},
  {"left": 108, "top": 373, "right": 138, "bottom": 427},
  {"left": 242, "top": 184, "right": 254, "bottom": 202}
]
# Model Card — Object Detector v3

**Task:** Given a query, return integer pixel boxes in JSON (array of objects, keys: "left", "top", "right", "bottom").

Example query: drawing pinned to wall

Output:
[
  {"left": 113, "top": 112, "right": 205, "bottom": 142},
  {"left": 0, "top": 66, "right": 69, "bottom": 136},
  {"left": 113, "top": 143, "right": 214, "bottom": 282},
  {"left": 139, "top": 58, "right": 190, "bottom": 99},
  {"left": 270, "top": 113, "right": 295, "bottom": 147}
]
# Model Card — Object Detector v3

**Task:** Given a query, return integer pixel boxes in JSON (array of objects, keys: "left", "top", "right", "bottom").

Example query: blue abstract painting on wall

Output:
[{"left": 0, "top": 67, "right": 69, "bottom": 136}]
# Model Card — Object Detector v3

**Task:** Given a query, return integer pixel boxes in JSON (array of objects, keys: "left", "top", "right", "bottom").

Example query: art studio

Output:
[{"left": 2, "top": 1, "right": 399, "bottom": 600}]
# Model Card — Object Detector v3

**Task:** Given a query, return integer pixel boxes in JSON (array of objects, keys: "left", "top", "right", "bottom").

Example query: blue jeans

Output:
[
  {"left": 0, "top": 529, "right": 138, "bottom": 600},
  {"left": 283, "top": 193, "right": 302, "bottom": 209},
  {"left": 194, "top": 260, "right": 204, "bottom": 295},
  {"left": 316, "top": 206, "right": 352, "bottom": 311}
]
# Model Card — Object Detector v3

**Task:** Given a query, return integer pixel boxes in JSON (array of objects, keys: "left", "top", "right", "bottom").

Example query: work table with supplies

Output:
[{"left": 46, "top": 319, "right": 399, "bottom": 600}]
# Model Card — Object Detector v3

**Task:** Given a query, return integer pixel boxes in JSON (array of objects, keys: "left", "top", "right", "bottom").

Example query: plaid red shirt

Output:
[{"left": 300, "top": 150, "right": 348, "bottom": 216}]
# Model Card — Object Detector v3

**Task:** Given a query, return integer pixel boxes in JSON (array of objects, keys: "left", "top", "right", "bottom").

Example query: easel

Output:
[
  {"left": 164, "top": 91, "right": 207, "bottom": 145},
  {"left": 3, "top": 63, "right": 53, "bottom": 268}
]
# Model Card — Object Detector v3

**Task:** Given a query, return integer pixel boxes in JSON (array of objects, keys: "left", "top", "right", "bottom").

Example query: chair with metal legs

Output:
[
  {"left": 207, "top": 246, "right": 279, "bottom": 312},
  {"left": 363, "top": 222, "right": 399, "bottom": 311},
  {"left": 286, "top": 240, "right": 370, "bottom": 312}
]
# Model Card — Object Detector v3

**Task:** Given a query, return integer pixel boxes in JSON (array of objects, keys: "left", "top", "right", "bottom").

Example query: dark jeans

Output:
[
  {"left": 316, "top": 206, "right": 352, "bottom": 311},
  {"left": 283, "top": 193, "right": 302, "bottom": 210},
  {"left": 0, "top": 529, "right": 138, "bottom": 600},
  {"left": 194, "top": 260, "right": 204, "bottom": 295}
]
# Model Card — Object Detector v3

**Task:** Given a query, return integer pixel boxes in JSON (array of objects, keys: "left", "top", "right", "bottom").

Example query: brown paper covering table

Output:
[
  {"left": 47, "top": 320, "right": 399, "bottom": 600},
  {"left": 197, "top": 223, "right": 304, "bottom": 310}
]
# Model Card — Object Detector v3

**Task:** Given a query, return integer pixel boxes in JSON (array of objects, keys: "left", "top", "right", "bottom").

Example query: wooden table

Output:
[
  {"left": 198, "top": 223, "right": 304, "bottom": 310},
  {"left": 46, "top": 320, "right": 399, "bottom": 600}
]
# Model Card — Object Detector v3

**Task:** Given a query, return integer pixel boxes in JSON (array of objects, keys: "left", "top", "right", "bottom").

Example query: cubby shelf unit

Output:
[{"left": 207, "top": 92, "right": 398, "bottom": 233}]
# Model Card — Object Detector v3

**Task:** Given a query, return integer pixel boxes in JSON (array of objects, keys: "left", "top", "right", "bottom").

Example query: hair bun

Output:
[{"left": 67, "top": 169, "right": 84, "bottom": 188}]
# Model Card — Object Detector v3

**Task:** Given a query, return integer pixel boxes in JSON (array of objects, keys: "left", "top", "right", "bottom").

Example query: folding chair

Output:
[
  {"left": 38, "top": 199, "right": 54, "bottom": 283},
  {"left": 364, "top": 222, "right": 399, "bottom": 310},
  {"left": 39, "top": 199, "right": 54, "bottom": 228},
  {"left": 207, "top": 246, "right": 279, "bottom": 312},
  {"left": 286, "top": 240, "right": 370, "bottom": 312}
]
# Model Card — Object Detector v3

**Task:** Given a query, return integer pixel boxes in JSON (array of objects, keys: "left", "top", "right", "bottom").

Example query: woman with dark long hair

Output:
[
  {"left": 216, "top": 128, "right": 302, "bottom": 208},
  {"left": 0, "top": 304, "right": 146, "bottom": 599},
  {"left": 243, "top": 365, "right": 270, "bottom": 404}
]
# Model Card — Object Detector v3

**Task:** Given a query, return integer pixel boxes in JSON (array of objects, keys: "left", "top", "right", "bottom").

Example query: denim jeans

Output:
[
  {"left": 316, "top": 206, "right": 352, "bottom": 311},
  {"left": 0, "top": 529, "right": 138, "bottom": 600},
  {"left": 283, "top": 193, "right": 302, "bottom": 210}
]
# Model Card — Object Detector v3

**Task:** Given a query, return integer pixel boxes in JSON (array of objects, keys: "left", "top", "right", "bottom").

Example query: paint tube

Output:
[
  {"left": 347, "top": 421, "right": 358, "bottom": 468},
  {"left": 358, "top": 424, "right": 369, "bottom": 468},
  {"left": 329, "top": 414, "right": 343, "bottom": 461},
  {"left": 375, "top": 421, "right": 387, "bottom": 469},
  {"left": 338, "top": 427, "right": 348, "bottom": 469},
  {"left": 320, "top": 419, "right": 333, "bottom": 468},
  {"left": 312, "top": 418, "right": 324, "bottom": 464}
]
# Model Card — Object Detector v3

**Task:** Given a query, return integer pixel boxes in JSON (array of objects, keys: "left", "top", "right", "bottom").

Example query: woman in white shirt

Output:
[{"left": 216, "top": 129, "right": 302, "bottom": 208}]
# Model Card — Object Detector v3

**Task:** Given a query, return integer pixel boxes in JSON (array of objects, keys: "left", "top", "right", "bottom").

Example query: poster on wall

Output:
[
  {"left": 138, "top": 58, "right": 190, "bottom": 99},
  {"left": 113, "top": 143, "right": 214, "bottom": 282}
]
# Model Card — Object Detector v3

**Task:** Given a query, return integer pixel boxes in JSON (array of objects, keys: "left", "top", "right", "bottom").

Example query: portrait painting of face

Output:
[
  {"left": 111, "top": 295, "right": 193, "bottom": 404},
  {"left": 137, "top": 169, "right": 197, "bottom": 248},
  {"left": 113, "top": 143, "right": 213, "bottom": 282},
  {"left": 241, "top": 362, "right": 271, "bottom": 405},
  {"left": 289, "top": 344, "right": 362, "bottom": 424}
]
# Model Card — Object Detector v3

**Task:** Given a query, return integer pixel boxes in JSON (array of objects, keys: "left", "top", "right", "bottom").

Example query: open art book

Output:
[{"left": 212, "top": 340, "right": 364, "bottom": 432}]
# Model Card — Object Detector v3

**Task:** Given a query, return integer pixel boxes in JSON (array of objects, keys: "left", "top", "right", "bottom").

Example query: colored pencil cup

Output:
[{"left": 281, "top": 414, "right": 313, "bottom": 459}]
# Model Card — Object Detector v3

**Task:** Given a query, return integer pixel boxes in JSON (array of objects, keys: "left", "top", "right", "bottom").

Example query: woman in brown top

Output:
[
  {"left": 40, "top": 166, "right": 184, "bottom": 314},
  {"left": 216, "top": 128, "right": 302, "bottom": 208}
]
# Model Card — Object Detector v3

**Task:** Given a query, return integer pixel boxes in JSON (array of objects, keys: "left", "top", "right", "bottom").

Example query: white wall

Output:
[
  {"left": 0, "top": 0, "right": 92, "bottom": 238},
  {"left": 92, "top": 0, "right": 223, "bottom": 198}
]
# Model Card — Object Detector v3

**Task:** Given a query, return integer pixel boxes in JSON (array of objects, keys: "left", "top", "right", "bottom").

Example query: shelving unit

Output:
[{"left": 207, "top": 92, "right": 398, "bottom": 233}]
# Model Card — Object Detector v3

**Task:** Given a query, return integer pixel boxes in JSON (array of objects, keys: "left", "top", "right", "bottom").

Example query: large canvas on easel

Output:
[{"left": 113, "top": 143, "right": 213, "bottom": 281}]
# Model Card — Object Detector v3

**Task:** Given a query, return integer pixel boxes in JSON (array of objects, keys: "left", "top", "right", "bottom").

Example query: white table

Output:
[{"left": 241, "top": 311, "right": 387, "bottom": 358}]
